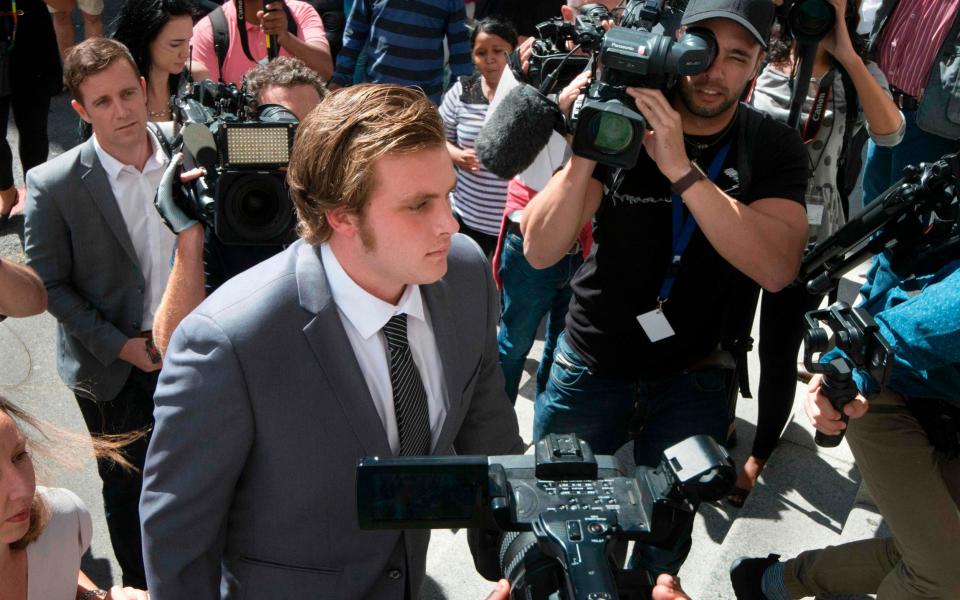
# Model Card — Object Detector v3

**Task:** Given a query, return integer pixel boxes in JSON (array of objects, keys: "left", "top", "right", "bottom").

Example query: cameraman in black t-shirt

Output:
[{"left": 521, "top": 0, "right": 809, "bottom": 576}]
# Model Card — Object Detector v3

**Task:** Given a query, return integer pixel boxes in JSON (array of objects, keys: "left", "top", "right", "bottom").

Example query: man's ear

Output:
[
  {"left": 140, "top": 76, "right": 148, "bottom": 97},
  {"left": 752, "top": 50, "right": 767, "bottom": 79},
  {"left": 325, "top": 206, "right": 360, "bottom": 237},
  {"left": 71, "top": 99, "right": 92, "bottom": 124}
]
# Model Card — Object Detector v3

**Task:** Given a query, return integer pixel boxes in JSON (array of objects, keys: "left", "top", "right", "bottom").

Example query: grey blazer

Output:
[
  {"left": 140, "top": 236, "right": 524, "bottom": 600},
  {"left": 23, "top": 139, "right": 148, "bottom": 403}
]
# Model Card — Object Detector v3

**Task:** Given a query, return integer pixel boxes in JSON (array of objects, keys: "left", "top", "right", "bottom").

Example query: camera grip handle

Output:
[{"left": 814, "top": 372, "right": 858, "bottom": 448}]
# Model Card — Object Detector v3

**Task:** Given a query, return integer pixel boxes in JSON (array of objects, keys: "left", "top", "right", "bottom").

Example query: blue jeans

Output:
[
  {"left": 534, "top": 332, "right": 731, "bottom": 575},
  {"left": 497, "top": 230, "right": 583, "bottom": 404},
  {"left": 862, "top": 109, "right": 960, "bottom": 205}
]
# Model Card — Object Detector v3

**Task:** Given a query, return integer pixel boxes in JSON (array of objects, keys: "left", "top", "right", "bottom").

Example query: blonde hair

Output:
[
  {"left": 285, "top": 84, "right": 446, "bottom": 245},
  {"left": 0, "top": 395, "right": 144, "bottom": 548}
]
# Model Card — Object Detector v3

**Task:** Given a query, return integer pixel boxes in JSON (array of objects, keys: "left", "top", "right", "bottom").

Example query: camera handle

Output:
[
  {"left": 534, "top": 511, "right": 620, "bottom": 600},
  {"left": 803, "top": 303, "right": 894, "bottom": 448}
]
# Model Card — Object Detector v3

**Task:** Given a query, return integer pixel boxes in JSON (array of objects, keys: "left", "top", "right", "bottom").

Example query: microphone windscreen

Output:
[
  {"left": 476, "top": 84, "right": 562, "bottom": 180},
  {"left": 181, "top": 123, "right": 218, "bottom": 172}
]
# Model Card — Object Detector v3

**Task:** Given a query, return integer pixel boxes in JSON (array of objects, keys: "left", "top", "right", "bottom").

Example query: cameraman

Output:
[
  {"left": 521, "top": 0, "right": 810, "bottom": 574},
  {"left": 730, "top": 254, "right": 959, "bottom": 599},
  {"left": 152, "top": 57, "right": 326, "bottom": 355}
]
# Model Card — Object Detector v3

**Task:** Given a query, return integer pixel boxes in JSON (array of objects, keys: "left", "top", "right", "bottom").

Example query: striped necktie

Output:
[{"left": 382, "top": 314, "right": 431, "bottom": 456}]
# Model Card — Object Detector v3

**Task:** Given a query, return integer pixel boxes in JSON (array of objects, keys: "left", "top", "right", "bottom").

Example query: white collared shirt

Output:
[
  {"left": 93, "top": 130, "right": 176, "bottom": 331},
  {"left": 320, "top": 243, "right": 449, "bottom": 455}
]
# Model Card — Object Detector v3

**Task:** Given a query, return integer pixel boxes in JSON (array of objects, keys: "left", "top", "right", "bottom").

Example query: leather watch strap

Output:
[{"left": 670, "top": 161, "right": 707, "bottom": 196}]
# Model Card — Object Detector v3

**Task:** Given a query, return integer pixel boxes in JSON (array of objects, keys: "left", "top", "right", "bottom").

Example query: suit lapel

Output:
[
  {"left": 79, "top": 140, "right": 140, "bottom": 268},
  {"left": 422, "top": 278, "right": 465, "bottom": 454},
  {"left": 296, "top": 243, "right": 393, "bottom": 457}
]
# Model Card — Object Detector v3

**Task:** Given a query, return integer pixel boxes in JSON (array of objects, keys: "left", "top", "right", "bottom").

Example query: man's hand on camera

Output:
[
  {"left": 804, "top": 374, "right": 870, "bottom": 435},
  {"left": 485, "top": 579, "right": 510, "bottom": 600},
  {"left": 258, "top": 1, "right": 289, "bottom": 38},
  {"left": 558, "top": 69, "right": 591, "bottom": 117},
  {"left": 453, "top": 147, "right": 481, "bottom": 172},
  {"left": 156, "top": 153, "right": 204, "bottom": 234},
  {"left": 626, "top": 87, "right": 690, "bottom": 183},
  {"left": 517, "top": 37, "right": 535, "bottom": 75}
]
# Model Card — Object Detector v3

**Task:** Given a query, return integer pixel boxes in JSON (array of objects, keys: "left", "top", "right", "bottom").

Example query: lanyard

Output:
[
  {"left": 802, "top": 70, "right": 835, "bottom": 143},
  {"left": 658, "top": 142, "right": 731, "bottom": 306}
]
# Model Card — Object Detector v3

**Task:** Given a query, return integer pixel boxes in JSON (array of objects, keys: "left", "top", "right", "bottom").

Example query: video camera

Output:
[
  {"left": 356, "top": 433, "right": 735, "bottom": 600},
  {"left": 528, "top": 0, "right": 716, "bottom": 169},
  {"left": 172, "top": 79, "right": 299, "bottom": 245},
  {"left": 774, "top": 0, "right": 835, "bottom": 44}
]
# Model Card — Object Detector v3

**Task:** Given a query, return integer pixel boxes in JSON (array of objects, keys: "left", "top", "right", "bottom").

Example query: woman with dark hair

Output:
[
  {"left": 438, "top": 16, "right": 518, "bottom": 256},
  {"left": 111, "top": 0, "right": 194, "bottom": 123},
  {"left": 729, "top": 0, "right": 905, "bottom": 507},
  {"left": 0, "top": 395, "right": 147, "bottom": 599}
]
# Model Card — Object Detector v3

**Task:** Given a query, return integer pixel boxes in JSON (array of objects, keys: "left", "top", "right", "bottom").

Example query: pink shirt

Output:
[
  {"left": 877, "top": 0, "right": 960, "bottom": 99},
  {"left": 192, "top": 0, "right": 329, "bottom": 86}
]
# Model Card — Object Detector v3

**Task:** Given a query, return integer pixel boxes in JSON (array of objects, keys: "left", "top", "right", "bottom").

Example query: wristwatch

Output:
[
  {"left": 80, "top": 590, "right": 108, "bottom": 599},
  {"left": 670, "top": 161, "right": 707, "bottom": 196}
]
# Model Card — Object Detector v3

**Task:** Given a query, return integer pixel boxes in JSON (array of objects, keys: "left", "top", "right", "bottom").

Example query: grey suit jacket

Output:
[
  {"left": 23, "top": 138, "right": 148, "bottom": 402},
  {"left": 141, "top": 235, "right": 524, "bottom": 600}
]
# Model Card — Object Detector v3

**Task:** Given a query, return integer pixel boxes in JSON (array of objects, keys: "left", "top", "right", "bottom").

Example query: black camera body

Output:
[
  {"left": 174, "top": 80, "right": 299, "bottom": 245},
  {"left": 526, "top": 4, "right": 611, "bottom": 93},
  {"left": 775, "top": 0, "right": 836, "bottom": 44},
  {"left": 356, "top": 433, "right": 735, "bottom": 600}
]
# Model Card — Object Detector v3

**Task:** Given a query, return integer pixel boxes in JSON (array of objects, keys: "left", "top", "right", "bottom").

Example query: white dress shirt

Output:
[
  {"left": 320, "top": 243, "right": 449, "bottom": 455},
  {"left": 93, "top": 130, "right": 176, "bottom": 330}
]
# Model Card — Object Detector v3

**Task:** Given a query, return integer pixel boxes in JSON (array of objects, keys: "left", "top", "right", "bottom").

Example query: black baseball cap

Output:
[{"left": 681, "top": 0, "right": 775, "bottom": 48}]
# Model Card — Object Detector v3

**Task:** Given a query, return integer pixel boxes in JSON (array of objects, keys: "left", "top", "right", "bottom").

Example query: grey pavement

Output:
[{"left": 0, "top": 8, "right": 884, "bottom": 595}]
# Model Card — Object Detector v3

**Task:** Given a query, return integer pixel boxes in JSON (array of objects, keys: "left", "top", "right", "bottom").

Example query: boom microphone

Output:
[{"left": 475, "top": 84, "right": 566, "bottom": 180}]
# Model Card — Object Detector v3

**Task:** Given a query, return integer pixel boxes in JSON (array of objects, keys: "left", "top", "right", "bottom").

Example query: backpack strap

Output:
[
  {"left": 835, "top": 65, "right": 865, "bottom": 222},
  {"left": 210, "top": 5, "right": 229, "bottom": 82},
  {"left": 147, "top": 121, "right": 175, "bottom": 158}
]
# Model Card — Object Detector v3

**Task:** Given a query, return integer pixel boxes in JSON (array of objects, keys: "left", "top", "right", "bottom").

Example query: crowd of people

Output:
[{"left": 0, "top": 0, "right": 957, "bottom": 599}]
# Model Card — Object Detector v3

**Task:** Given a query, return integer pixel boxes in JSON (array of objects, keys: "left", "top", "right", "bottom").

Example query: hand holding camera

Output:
[
  {"left": 627, "top": 87, "right": 690, "bottom": 182},
  {"left": 155, "top": 153, "right": 205, "bottom": 235}
]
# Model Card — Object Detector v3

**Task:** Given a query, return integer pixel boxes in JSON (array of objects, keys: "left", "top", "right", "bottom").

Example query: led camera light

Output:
[{"left": 223, "top": 125, "right": 292, "bottom": 166}]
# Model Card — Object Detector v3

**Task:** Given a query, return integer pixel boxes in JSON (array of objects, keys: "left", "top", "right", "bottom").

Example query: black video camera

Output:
[
  {"left": 356, "top": 433, "right": 735, "bottom": 600},
  {"left": 526, "top": 3, "right": 612, "bottom": 93},
  {"left": 775, "top": 0, "right": 836, "bottom": 44},
  {"left": 173, "top": 80, "right": 299, "bottom": 245},
  {"left": 564, "top": 0, "right": 715, "bottom": 169}
]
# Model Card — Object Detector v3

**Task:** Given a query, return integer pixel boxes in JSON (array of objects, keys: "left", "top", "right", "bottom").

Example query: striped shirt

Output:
[
  {"left": 439, "top": 75, "right": 510, "bottom": 236},
  {"left": 332, "top": 0, "right": 472, "bottom": 104},
  {"left": 876, "top": 0, "right": 960, "bottom": 99}
]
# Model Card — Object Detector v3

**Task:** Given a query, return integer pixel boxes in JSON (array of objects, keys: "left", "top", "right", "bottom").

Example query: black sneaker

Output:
[{"left": 730, "top": 554, "right": 781, "bottom": 600}]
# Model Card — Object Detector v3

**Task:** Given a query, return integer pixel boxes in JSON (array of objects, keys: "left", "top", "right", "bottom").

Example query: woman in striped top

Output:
[{"left": 439, "top": 17, "right": 517, "bottom": 257}]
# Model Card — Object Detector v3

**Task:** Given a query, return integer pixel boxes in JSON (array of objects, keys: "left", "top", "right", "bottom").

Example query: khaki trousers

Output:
[{"left": 783, "top": 389, "right": 960, "bottom": 599}]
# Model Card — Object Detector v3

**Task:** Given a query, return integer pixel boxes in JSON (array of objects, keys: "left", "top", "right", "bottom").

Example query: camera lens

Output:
[
  {"left": 499, "top": 531, "right": 564, "bottom": 597},
  {"left": 588, "top": 111, "right": 635, "bottom": 155},
  {"left": 220, "top": 173, "right": 295, "bottom": 243},
  {"left": 788, "top": 0, "right": 835, "bottom": 42}
]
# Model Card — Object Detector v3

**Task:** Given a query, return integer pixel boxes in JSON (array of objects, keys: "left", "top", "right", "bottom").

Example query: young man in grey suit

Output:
[
  {"left": 23, "top": 38, "right": 176, "bottom": 588},
  {"left": 140, "top": 84, "right": 523, "bottom": 599}
]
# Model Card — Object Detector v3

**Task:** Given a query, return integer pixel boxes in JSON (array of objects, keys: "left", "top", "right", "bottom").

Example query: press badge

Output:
[
  {"left": 807, "top": 204, "right": 824, "bottom": 226},
  {"left": 637, "top": 308, "right": 675, "bottom": 342}
]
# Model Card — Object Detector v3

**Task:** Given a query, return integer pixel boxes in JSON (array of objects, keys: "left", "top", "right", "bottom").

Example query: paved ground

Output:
[{"left": 1, "top": 5, "right": 883, "bottom": 596}]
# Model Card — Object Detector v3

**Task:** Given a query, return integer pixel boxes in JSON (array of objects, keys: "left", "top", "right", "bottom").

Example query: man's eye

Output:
[
  {"left": 13, "top": 450, "right": 30, "bottom": 463},
  {"left": 411, "top": 202, "right": 427, "bottom": 211}
]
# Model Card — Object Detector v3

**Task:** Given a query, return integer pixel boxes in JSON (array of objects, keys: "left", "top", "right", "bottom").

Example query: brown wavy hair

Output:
[{"left": 285, "top": 84, "right": 447, "bottom": 245}]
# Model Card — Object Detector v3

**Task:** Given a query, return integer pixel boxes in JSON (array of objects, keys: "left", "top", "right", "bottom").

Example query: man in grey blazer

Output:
[
  {"left": 23, "top": 38, "right": 176, "bottom": 588},
  {"left": 140, "top": 84, "right": 524, "bottom": 599}
]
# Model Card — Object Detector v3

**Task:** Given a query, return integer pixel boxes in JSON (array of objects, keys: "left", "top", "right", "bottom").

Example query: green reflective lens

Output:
[{"left": 590, "top": 112, "right": 634, "bottom": 154}]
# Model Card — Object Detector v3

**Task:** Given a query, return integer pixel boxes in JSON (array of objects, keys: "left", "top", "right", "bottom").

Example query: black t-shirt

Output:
[
  {"left": 474, "top": 0, "right": 565, "bottom": 37},
  {"left": 565, "top": 104, "right": 809, "bottom": 379}
]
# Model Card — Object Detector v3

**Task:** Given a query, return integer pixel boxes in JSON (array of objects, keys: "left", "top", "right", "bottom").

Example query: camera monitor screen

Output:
[{"left": 356, "top": 456, "right": 490, "bottom": 530}]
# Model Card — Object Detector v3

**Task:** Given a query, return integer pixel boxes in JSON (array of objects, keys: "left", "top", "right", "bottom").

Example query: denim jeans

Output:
[
  {"left": 497, "top": 230, "right": 583, "bottom": 404},
  {"left": 862, "top": 109, "right": 960, "bottom": 206},
  {"left": 533, "top": 332, "right": 731, "bottom": 575}
]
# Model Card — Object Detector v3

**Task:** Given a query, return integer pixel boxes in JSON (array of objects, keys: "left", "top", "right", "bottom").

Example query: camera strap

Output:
[
  {"left": 802, "top": 69, "right": 835, "bottom": 144},
  {"left": 658, "top": 142, "right": 731, "bottom": 307}
]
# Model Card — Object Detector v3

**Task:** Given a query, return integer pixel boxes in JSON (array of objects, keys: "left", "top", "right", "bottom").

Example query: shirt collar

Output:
[
  {"left": 93, "top": 128, "right": 167, "bottom": 181},
  {"left": 320, "top": 243, "right": 426, "bottom": 340}
]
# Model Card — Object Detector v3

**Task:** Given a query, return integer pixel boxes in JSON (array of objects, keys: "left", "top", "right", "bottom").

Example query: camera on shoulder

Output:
[{"left": 172, "top": 80, "right": 299, "bottom": 246}]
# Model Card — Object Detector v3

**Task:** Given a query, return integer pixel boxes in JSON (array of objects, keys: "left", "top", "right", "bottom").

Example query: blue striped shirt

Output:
[
  {"left": 332, "top": 0, "right": 472, "bottom": 104},
  {"left": 439, "top": 75, "right": 510, "bottom": 236}
]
